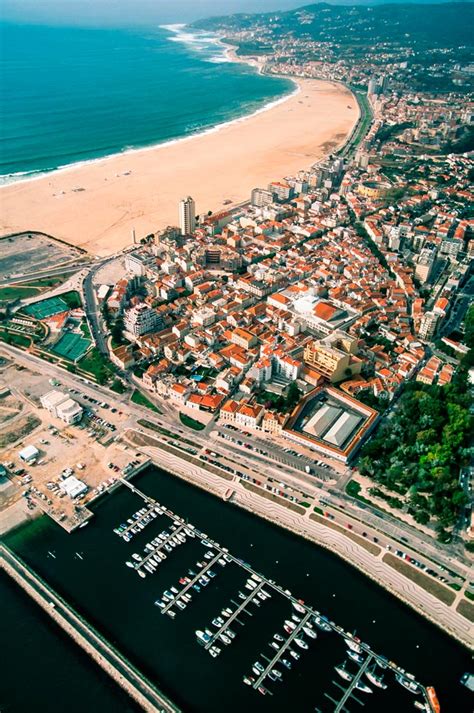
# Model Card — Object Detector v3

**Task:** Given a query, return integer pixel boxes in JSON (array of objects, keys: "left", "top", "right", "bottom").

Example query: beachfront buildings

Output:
[{"left": 179, "top": 196, "right": 196, "bottom": 236}]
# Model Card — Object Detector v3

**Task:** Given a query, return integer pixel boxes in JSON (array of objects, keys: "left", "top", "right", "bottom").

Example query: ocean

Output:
[
  {"left": 0, "top": 23, "right": 293, "bottom": 184},
  {"left": 3, "top": 465, "right": 472, "bottom": 713}
]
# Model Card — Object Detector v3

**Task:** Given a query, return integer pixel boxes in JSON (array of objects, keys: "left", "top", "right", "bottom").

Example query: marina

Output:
[
  {"left": 115, "top": 478, "right": 440, "bottom": 711},
  {"left": 3, "top": 464, "right": 472, "bottom": 713}
]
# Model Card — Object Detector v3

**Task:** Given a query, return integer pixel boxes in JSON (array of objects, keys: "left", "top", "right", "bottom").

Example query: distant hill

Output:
[{"left": 192, "top": 2, "right": 473, "bottom": 49}]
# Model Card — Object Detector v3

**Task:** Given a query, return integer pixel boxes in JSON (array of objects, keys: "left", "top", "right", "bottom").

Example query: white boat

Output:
[
  {"left": 292, "top": 601, "right": 306, "bottom": 614},
  {"left": 335, "top": 664, "right": 353, "bottom": 682},
  {"left": 294, "top": 638, "right": 308, "bottom": 650},
  {"left": 219, "top": 633, "right": 231, "bottom": 645},
  {"left": 348, "top": 650, "right": 364, "bottom": 664},
  {"left": 356, "top": 681, "right": 373, "bottom": 694},
  {"left": 137, "top": 570, "right": 146, "bottom": 578},
  {"left": 284, "top": 620, "right": 296, "bottom": 630},
  {"left": 345, "top": 637, "right": 362, "bottom": 654},
  {"left": 303, "top": 626, "right": 317, "bottom": 639},
  {"left": 396, "top": 674, "right": 420, "bottom": 694},
  {"left": 125, "top": 561, "right": 135, "bottom": 568},
  {"left": 313, "top": 615, "right": 332, "bottom": 632},
  {"left": 196, "top": 630, "right": 211, "bottom": 644},
  {"left": 210, "top": 645, "right": 221, "bottom": 656},
  {"left": 366, "top": 669, "right": 388, "bottom": 689}
]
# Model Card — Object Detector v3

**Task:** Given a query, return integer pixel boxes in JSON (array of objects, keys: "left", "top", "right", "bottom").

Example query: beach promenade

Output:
[
  {"left": 0, "top": 79, "right": 358, "bottom": 256},
  {"left": 126, "top": 433, "right": 473, "bottom": 650}
]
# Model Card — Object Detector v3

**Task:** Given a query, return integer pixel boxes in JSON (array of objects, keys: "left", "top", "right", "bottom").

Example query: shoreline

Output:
[
  {"left": 0, "top": 76, "right": 358, "bottom": 256},
  {"left": 0, "top": 30, "right": 359, "bottom": 257},
  {"left": 0, "top": 26, "right": 295, "bottom": 190}
]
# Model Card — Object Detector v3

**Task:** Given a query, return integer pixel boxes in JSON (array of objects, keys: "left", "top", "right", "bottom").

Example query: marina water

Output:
[
  {"left": 3, "top": 465, "right": 472, "bottom": 712},
  {"left": 0, "top": 23, "right": 292, "bottom": 183}
]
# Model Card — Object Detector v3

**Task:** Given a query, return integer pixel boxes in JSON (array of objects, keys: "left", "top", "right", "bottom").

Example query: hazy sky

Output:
[
  {"left": 0, "top": 0, "right": 458, "bottom": 27},
  {"left": 0, "top": 0, "right": 310, "bottom": 27}
]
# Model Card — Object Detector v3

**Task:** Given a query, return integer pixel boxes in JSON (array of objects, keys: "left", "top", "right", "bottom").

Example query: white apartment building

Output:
[
  {"left": 124, "top": 304, "right": 162, "bottom": 337},
  {"left": 179, "top": 196, "right": 196, "bottom": 236}
]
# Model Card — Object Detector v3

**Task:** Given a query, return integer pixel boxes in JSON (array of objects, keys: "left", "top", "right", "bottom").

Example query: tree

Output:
[{"left": 285, "top": 382, "right": 301, "bottom": 411}]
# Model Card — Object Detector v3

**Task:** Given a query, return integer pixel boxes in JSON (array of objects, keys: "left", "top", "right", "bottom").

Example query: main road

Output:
[{"left": 1, "top": 342, "right": 471, "bottom": 584}]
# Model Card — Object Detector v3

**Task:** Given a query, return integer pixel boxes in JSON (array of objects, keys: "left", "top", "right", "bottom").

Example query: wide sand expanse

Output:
[{"left": 0, "top": 79, "right": 358, "bottom": 256}]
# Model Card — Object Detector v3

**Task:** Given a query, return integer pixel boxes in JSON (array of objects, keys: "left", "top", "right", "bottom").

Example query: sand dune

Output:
[{"left": 0, "top": 79, "right": 359, "bottom": 256}]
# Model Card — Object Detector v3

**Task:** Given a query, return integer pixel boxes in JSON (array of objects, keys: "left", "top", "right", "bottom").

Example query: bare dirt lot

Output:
[{"left": 0, "top": 232, "right": 84, "bottom": 281}]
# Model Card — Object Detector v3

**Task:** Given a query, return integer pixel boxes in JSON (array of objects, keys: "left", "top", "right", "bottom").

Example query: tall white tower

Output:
[{"left": 179, "top": 196, "right": 196, "bottom": 236}]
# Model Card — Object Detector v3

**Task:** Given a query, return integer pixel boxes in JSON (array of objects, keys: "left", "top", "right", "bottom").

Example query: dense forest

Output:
[{"left": 358, "top": 305, "right": 474, "bottom": 541}]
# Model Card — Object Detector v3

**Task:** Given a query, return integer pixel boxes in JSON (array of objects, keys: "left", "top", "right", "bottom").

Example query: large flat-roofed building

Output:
[
  {"left": 60, "top": 475, "right": 88, "bottom": 499},
  {"left": 40, "top": 390, "right": 83, "bottom": 424},
  {"left": 19, "top": 444, "right": 39, "bottom": 463},
  {"left": 283, "top": 386, "right": 378, "bottom": 463}
]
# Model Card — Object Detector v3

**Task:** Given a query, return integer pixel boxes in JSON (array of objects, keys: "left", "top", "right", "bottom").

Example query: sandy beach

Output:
[{"left": 0, "top": 78, "right": 358, "bottom": 256}]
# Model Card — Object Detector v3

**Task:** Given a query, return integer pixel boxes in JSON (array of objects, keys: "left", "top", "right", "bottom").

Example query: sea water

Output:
[{"left": 0, "top": 23, "right": 293, "bottom": 184}]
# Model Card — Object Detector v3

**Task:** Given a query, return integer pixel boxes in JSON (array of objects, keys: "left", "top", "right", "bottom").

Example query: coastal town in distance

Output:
[{"left": 0, "top": 2, "right": 473, "bottom": 713}]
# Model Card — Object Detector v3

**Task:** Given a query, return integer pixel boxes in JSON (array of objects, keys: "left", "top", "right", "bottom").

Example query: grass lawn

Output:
[
  {"left": 0, "top": 286, "right": 41, "bottom": 301},
  {"left": 60, "top": 290, "right": 82, "bottom": 309},
  {"left": 131, "top": 390, "right": 161, "bottom": 414},
  {"left": 78, "top": 348, "right": 113, "bottom": 381},
  {"left": 179, "top": 412, "right": 206, "bottom": 430}
]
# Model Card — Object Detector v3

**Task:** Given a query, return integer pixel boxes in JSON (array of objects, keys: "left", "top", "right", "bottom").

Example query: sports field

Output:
[
  {"left": 25, "top": 296, "right": 68, "bottom": 319},
  {"left": 51, "top": 332, "right": 91, "bottom": 362}
]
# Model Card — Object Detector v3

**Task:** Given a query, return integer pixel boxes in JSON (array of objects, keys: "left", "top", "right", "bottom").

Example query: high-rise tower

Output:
[{"left": 179, "top": 196, "right": 196, "bottom": 236}]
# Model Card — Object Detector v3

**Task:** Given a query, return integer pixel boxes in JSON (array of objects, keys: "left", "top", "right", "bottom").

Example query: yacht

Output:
[
  {"left": 271, "top": 669, "right": 282, "bottom": 680},
  {"left": 132, "top": 553, "right": 142, "bottom": 562},
  {"left": 274, "top": 633, "right": 284, "bottom": 642},
  {"left": 257, "top": 686, "right": 267, "bottom": 696},
  {"left": 396, "top": 674, "right": 420, "bottom": 694},
  {"left": 125, "top": 561, "right": 135, "bottom": 568},
  {"left": 303, "top": 626, "right": 317, "bottom": 639},
  {"left": 210, "top": 645, "right": 221, "bottom": 656},
  {"left": 313, "top": 615, "right": 332, "bottom": 632},
  {"left": 295, "top": 638, "right": 308, "bottom": 650},
  {"left": 137, "top": 570, "right": 146, "bottom": 578},
  {"left": 238, "top": 591, "right": 246, "bottom": 600},
  {"left": 292, "top": 601, "right": 306, "bottom": 614},
  {"left": 270, "top": 642, "right": 280, "bottom": 651},
  {"left": 227, "top": 629, "right": 236, "bottom": 639},
  {"left": 284, "top": 620, "right": 296, "bottom": 630},
  {"left": 282, "top": 659, "right": 292, "bottom": 670},
  {"left": 254, "top": 661, "right": 264, "bottom": 672},
  {"left": 252, "top": 665, "right": 262, "bottom": 676},
  {"left": 212, "top": 618, "right": 222, "bottom": 628},
  {"left": 348, "top": 651, "right": 364, "bottom": 664},
  {"left": 243, "top": 676, "right": 255, "bottom": 686},
  {"left": 366, "top": 669, "right": 388, "bottom": 690},
  {"left": 335, "top": 664, "right": 353, "bottom": 682},
  {"left": 345, "top": 637, "right": 362, "bottom": 654},
  {"left": 291, "top": 614, "right": 301, "bottom": 623},
  {"left": 219, "top": 633, "right": 231, "bottom": 645},
  {"left": 356, "top": 681, "right": 373, "bottom": 694},
  {"left": 289, "top": 650, "right": 300, "bottom": 661},
  {"left": 196, "top": 630, "right": 211, "bottom": 644}
]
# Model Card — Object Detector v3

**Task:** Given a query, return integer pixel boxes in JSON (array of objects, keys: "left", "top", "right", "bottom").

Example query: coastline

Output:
[{"left": 0, "top": 76, "right": 358, "bottom": 256}]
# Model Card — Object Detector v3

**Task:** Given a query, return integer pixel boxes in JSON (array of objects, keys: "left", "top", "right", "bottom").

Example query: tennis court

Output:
[
  {"left": 51, "top": 332, "right": 91, "bottom": 362},
  {"left": 25, "top": 296, "right": 69, "bottom": 320}
]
